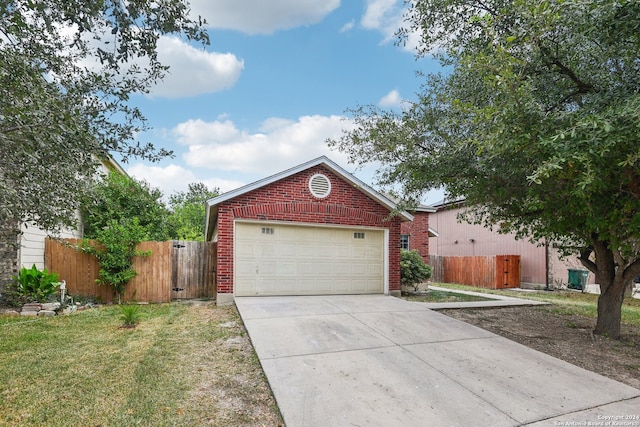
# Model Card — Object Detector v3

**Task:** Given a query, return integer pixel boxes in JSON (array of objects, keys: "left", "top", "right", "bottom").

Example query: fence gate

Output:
[
  {"left": 171, "top": 241, "right": 216, "bottom": 300},
  {"left": 427, "top": 254, "right": 520, "bottom": 289}
]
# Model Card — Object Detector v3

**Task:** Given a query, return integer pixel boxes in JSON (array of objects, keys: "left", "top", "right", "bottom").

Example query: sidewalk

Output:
[{"left": 415, "top": 285, "right": 551, "bottom": 309}]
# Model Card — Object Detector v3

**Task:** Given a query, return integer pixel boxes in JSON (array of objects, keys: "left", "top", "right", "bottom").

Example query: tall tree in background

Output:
[
  {"left": 82, "top": 172, "right": 172, "bottom": 241},
  {"left": 168, "top": 182, "right": 219, "bottom": 241},
  {"left": 330, "top": 0, "right": 640, "bottom": 338},
  {"left": 0, "top": 0, "right": 208, "bottom": 233}
]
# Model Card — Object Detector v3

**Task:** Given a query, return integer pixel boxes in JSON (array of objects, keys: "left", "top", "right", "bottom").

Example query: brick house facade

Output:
[
  {"left": 400, "top": 209, "right": 437, "bottom": 261},
  {"left": 205, "top": 157, "right": 414, "bottom": 304}
]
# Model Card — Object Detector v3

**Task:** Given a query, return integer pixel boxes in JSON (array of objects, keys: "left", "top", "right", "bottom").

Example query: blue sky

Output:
[{"left": 125, "top": 0, "right": 444, "bottom": 204}]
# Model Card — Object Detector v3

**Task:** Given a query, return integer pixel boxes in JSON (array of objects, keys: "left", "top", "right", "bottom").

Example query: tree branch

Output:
[{"left": 578, "top": 246, "right": 597, "bottom": 273}]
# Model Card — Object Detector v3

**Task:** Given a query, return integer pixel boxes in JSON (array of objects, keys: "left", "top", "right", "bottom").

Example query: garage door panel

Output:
[
  {"left": 279, "top": 242, "right": 299, "bottom": 257},
  {"left": 351, "top": 279, "right": 375, "bottom": 293},
  {"left": 350, "top": 262, "right": 370, "bottom": 275},
  {"left": 352, "top": 247, "right": 368, "bottom": 258},
  {"left": 316, "top": 244, "right": 350, "bottom": 258},
  {"left": 298, "top": 261, "right": 317, "bottom": 275},
  {"left": 332, "top": 262, "right": 351, "bottom": 275},
  {"left": 277, "top": 261, "right": 298, "bottom": 276},
  {"left": 235, "top": 222, "right": 384, "bottom": 296},
  {"left": 367, "top": 246, "right": 384, "bottom": 258}
]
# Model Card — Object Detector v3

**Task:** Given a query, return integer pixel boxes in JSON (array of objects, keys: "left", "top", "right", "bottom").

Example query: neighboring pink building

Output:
[
  {"left": 428, "top": 201, "right": 595, "bottom": 288},
  {"left": 205, "top": 157, "right": 413, "bottom": 304}
]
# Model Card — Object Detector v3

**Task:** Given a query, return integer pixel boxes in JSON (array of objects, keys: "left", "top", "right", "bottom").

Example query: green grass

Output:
[
  {"left": 405, "top": 290, "right": 494, "bottom": 303},
  {"left": 432, "top": 282, "right": 640, "bottom": 327},
  {"left": 0, "top": 303, "right": 282, "bottom": 426}
]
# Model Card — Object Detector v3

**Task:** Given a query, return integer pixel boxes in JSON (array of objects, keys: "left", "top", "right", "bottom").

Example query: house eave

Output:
[{"left": 204, "top": 156, "right": 413, "bottom": 239}]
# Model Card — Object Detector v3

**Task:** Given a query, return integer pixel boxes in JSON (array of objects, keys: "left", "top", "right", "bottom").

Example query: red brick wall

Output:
[
  {"left": 216, "top": 165, "right": 403, "bottom": 295},
  {"left": 400, "top": 211, "right": 430, "bottom": 260}
]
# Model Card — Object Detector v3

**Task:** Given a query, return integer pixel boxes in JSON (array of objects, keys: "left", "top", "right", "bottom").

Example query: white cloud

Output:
[
  {"left": 340, "top": 20, "right": 355, "bottom": 33},
  {"left": 69, "top": 29, "right": 244, "bottom": 99},
  {"left": 150, "top": 36, "right": 244, "bottom": 98},
  {"left": 361, "top": 0, "right": 422, "bottom": 52},
  {"left": 173, "top": 115, "right": 355, "bottom": 175},
  {"left": 379, "top": 89, "right": 402, "bottom": 107},
  {"left": 127, "top": 163, "right": 244, "bottom": 196},
  {"left": 190, "top": 0, "right": 340, "bottom": 35}
]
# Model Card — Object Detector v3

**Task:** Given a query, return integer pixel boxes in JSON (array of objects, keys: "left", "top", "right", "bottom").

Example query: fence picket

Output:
[
  {"left": 45, "top": 239, "right": 216, "bottom": 303},
  {"left": 427, "top": 255, "right": 520, "bottom": 289}
]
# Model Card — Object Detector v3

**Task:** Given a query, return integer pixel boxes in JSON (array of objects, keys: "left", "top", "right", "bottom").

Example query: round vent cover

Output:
[{"left": 309, "top": 173, "right": 331, "bottom": 198}]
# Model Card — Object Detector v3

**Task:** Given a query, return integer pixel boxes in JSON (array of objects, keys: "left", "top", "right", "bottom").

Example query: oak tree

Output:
[
  {"left": 167, "top": 182, "right": 219, "bottom": 241},
  {"left": 0, "top": 0, "right": 208, "bottom": 233},
  {"left": 330, "top": 0, "right": 640, "bottom": 338}
]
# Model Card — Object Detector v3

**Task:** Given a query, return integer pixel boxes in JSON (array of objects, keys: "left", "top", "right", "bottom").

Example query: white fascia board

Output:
[{"left": 415, "top": 205, "right": 437, "bottom": 213}]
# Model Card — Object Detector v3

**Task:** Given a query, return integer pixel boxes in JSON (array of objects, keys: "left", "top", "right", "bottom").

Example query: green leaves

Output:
[
  {"left": 12, "top": 265, "right": 61, "bottom": 303},
  {"left": 167, "top": 183, "right": 219, "bottom": 241},
  {"left": 82, "top": 172, "right": 172, "bottom": 241},
  {"left": 331, "top": 0, "right": 640, "bottom": 336},
  {"left": 81, "top": 218, "right": 151, "bottom": 302},
  {"left": 0, "top": 0, "right": 208, "bottom": 234},
  {"left": 400, "top": 250, "right": 433, "bottom": 291},
  {"left": 120, "top": 304, "right": 142, "bottom": 327}
]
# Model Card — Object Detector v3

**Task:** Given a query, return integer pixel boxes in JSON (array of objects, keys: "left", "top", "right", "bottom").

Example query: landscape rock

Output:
[
  {"left": 37, "top": 310, "right": 56, "bottom": 317},
  {"left": 21, "top": 303, "right": 42, "bottom": 312},
  {"left": 20, "top": 311, "right": 38, "bottom": 316},
  {"left": 41, "top": 302, "right": 61, "bottom": 311}
]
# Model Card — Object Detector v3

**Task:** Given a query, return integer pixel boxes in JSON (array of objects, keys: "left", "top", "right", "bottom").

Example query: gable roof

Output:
[{"left": 205, "top": 156, "right": 414, "bottom": 240}]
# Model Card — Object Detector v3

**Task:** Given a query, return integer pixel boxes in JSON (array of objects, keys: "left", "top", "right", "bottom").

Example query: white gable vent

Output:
[{"left": 309, "top": 173, "right": 331, "bottom": 198}]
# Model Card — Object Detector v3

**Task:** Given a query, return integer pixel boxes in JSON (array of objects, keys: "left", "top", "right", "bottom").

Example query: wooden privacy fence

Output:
[
  {"left": 45, "top": 239, "right": 216, "bottom": 303},
  {"left": 428, "top": 255, "right": 520, "bottom": 289}
]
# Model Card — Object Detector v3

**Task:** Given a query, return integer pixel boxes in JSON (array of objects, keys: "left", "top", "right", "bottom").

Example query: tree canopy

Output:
[
  {"left": 0, "top": 0, "right": 208, "bottom": 233},
  {"left": 329, "top": 0, "right": 640, "bottom": 338},
  {"left": 82, "top": 172, "right": 172, "bottom": 241},
  {"left": 167, "top": 182, "right": 219, "bottom": 241}
]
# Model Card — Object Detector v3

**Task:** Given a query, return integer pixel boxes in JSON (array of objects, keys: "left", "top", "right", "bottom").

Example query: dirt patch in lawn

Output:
[
  {"left": 176, "top": 303, "right": 284, "bottom": 426},
  {"left": 440, "top": 306, "right": 640, "bottom": 389}
]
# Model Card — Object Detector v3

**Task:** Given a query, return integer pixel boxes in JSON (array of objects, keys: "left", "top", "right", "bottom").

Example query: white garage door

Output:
[{"left": 235, "top": 222, "right": 385, "bottom": 296}]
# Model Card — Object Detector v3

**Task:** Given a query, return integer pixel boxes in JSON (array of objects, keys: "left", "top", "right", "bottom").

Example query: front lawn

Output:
[{"left": 0, "top": 303, "right": 282, "bottom": 426}]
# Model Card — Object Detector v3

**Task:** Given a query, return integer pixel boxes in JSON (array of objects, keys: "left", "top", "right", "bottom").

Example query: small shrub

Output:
[
  {"left": 11, "top": 265, "right": 61, "bottom": 303},
  {"left": 400, "top": 250, "right": 432, "bottom": 291},
  {"left": 80, "top": 218, "right": 151, "bottom": 304},
  {"left": 120, "top": 304, "right": 142, "bottom": 327}
]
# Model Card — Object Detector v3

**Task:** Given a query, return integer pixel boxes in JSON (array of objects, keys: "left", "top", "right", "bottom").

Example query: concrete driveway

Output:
[{"left": 235, "top": 295, "right": 640, "bottom": 427}]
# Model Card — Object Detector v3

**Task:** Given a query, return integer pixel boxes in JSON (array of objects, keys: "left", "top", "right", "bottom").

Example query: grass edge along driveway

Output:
[{"left": 431, "top": 282, "right": 640, "bottom": 327}]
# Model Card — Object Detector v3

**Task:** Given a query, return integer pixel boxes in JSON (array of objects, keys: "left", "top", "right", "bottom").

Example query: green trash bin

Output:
[{"left": 568, "top": 269, "right": 589, "bottom": 291}]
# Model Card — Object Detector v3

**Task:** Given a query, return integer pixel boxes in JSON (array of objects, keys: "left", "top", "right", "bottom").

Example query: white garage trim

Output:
[{"left": 234, "top": 220, "right": 389, "bottom": 297}]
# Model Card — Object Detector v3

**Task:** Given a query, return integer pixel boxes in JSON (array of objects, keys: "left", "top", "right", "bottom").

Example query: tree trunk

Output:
[
  {"left": 594, "top": 275, "right": 626, "bottom": 339},
  {"left": 579, "top": 234, "right": 639, "bottom": 340}
]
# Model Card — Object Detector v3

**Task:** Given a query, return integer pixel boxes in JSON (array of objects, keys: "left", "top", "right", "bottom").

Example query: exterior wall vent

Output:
[{"left": 309, "top": 173, "right": 331, "bottom": 198}]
